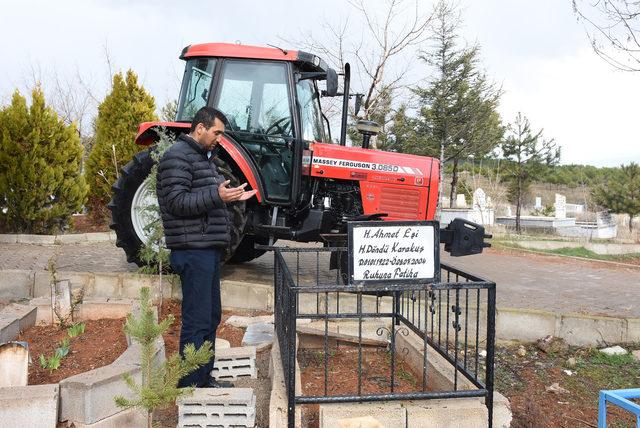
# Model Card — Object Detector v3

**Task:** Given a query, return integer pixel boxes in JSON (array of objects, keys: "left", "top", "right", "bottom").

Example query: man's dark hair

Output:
[{"left": 190, "top": 107, "right": 229, "bottom": 132}]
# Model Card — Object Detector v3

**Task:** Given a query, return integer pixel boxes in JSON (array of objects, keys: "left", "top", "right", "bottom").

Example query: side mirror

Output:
[{"left": 325, "top": 69, "right": 338, "bottom": 97}]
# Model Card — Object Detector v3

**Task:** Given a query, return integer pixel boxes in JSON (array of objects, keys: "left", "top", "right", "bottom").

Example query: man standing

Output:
[{"left": 156, "top": 106, "right": 255, "bottom": 388}]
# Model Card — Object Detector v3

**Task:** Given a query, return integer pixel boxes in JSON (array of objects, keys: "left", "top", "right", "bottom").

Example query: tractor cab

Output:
[{"left": 174, "top": 44, "right": 335, "bottom": 207}]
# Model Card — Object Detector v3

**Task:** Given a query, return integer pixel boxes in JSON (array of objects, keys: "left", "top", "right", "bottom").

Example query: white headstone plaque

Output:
[
  {"left": 456, "top": 194, "right": 468, "bottom": 208},
  {"left": 554, "top": 194, "right": 567, "bottom": 219},
  {"left": 535, "top": 197, "right": 542, "bottom": 210},
  {"left": 348, "top": 221, "right": 439, "bottom": 285},
  {"left": 473, "top": 188, "right": 487, "bottom": 210}
]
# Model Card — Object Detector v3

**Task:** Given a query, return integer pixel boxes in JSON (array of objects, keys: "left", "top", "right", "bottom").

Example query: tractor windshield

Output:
[{"left": 176, "top": 58, "right": 216, "bottom": 122}]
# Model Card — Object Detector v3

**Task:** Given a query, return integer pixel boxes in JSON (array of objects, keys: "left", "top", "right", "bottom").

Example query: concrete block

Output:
[
  {"left": 30, "top": 296, "right": 53, "bottom": 324},
  {"left": 492, "top": 392, "right": 513, "bottom": 428},
  {"left": 627, "top": 318, "right": 640, "bottom": 343},
  {"left": 557, "top": 314, "right": 626, "bottom": 346},
  {"left": 177, "top": 387, "right": 256, "bottom": 428},
  {"left": 16, "top": 234, "right": 56, "bottom": 245},
  {"left": 77, "top": 298, "right": 134, "bottom": 321},
  {"left": 496, "top": 308, "right": 557, "bottom": 343},
  {"left": 0, "top": 384, "right": 59, "bottom": 427},
  {"left": 0, "top": 317, "right": 20, "bottom": 343},
  {"left": 320, "top": 402, "right": 406, "bottom": 428},
  {"left": 225, "top": 314, "right": 274, "bottom": 328},
  {"left": 405, "top": 397, "right": 487, "bottom": 428},
  {"left": 55, "top": 233, "right": 88, "bottom": 244},
  {"left": 0, "top": 234, "right": 18, "bottom": 243},
  {"left": 269, "top": 338, "right": 302, "bottom": 428},
  {"left": 113, "top": 338, "right": 165, "bottom": 368},
  {"left": 212, "top": 346, "right": 257, "bottom": 380},
  {"left": 242, "top": 322, "right": 274, "bottom": 347},
  {"left": 0, "top": 303, "right": 37, "bottom": 332},
  {"left": 34, "top": 271, "right": 93, "bottom": 299},
  {"left": 85, "top": 232, "right": 112, "bottom": 243},
  {"left": 59, "top": 363, "right": 141, "bottom": 425},
  {"left": 221, "top": 280, "right": 273, "bottom": 311},
  {"left": 68, "top": 408, "right": 147, "bottom": 428},
  {"left": 121, "top": 274, "right": 172, "bottom": 302},
  {"left": 92, "top": 273, "right": 122, "bottom": 298},
  {"left": 0, "top": 270, "right": 34, "bottom": 299}
]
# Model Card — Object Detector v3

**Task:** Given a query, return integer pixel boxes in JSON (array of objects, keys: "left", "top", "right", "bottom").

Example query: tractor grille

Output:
[{"left": 378, "top": 186, "right": 421, "bottom": 219}]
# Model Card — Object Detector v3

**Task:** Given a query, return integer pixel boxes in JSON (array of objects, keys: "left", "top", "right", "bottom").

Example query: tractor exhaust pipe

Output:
[{"left": 339, "top": 63, "right": 350, "bottom": 146}]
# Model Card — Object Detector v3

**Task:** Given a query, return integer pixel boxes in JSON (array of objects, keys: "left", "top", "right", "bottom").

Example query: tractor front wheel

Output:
[{"left": 109, "top": 149, "right": 257, "bottom": 267}]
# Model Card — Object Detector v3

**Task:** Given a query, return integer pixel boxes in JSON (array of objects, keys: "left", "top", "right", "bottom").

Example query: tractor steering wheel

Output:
[{"left": 265, "top": 117, "right": 292, "bottom": 137}]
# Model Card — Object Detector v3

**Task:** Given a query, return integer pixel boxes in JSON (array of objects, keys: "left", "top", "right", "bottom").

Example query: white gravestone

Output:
[
  {"left": 440, "top": 196, "right": 450, "bottom": 208},
  {"left": 554, "top": 194, "right": 567, "bottom": 219},
  {"left": 473, "top": 188, "right": 487, "bottom": 210},
  {"left": 0, "top": 342, "right": 29, "bottom": 387},
  {"left": 535, "top": 197, "right": 542, "bottom": 210},
  {"left": 455, "top": 194, "right": 467, "bottom": 208}
]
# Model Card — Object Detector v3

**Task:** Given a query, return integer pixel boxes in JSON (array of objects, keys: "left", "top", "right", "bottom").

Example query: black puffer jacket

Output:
[{"left": 156, "top": 134, "right": 230, "bottom": 250}]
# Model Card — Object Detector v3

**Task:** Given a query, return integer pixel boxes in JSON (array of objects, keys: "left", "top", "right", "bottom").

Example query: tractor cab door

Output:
[{"left": 215, "top": 60, "right": 295, "bottom": 204}]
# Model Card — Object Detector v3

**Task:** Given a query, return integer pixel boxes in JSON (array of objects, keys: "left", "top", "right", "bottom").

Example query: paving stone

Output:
[
  {"left": 0, "top": 384, "right": 59, "bottom": 427},
  {"left": 242, "top": 322, "right": 274, "bottom": 347},
  {"left": 225, "top": 314, "right": 274, "bottom": 328},
  {"left": 59, "top": 363, "right": 141, "bottom": 425},
  {"left": 212, "top": 346, "right": 257, "bottom": 381},
  {"left": 177, "top": 387, "right": 256, "bottom": 428}
]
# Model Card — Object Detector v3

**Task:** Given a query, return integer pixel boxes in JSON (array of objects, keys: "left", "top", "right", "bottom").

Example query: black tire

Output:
[
  {"left": 228, "top": 235, "right": 270, "bottom": 263},
  {"left": 109, "top": 150, "right": 154, "bottom": 266}
]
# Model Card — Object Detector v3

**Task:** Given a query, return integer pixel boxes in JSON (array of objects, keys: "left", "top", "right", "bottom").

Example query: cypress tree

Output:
[
  {"left": 0, "top": 87, "right": 87, "bottom": 234},
  {"left": 85, "top": 70, "right": 157, "bottom": 211}
]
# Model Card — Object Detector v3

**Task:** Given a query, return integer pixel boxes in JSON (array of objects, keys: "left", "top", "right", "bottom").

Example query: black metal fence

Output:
[{"left": 273, "top": 246, "right": 496, "bottom": 428}]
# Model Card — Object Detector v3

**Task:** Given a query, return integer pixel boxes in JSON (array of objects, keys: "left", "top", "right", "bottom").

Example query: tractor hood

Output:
[{"left": 308, "top": 142, "right": 439, "bottom": 188}]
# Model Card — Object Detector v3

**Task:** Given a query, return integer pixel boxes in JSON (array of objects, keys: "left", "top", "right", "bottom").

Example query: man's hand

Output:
[{"left": 218, "top": 181, "right": 257, "bottom": 202}]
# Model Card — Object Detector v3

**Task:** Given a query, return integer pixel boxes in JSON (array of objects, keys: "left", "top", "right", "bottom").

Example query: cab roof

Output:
[{"left": 180, "top": 43, "right": 328, "bottom": 72}]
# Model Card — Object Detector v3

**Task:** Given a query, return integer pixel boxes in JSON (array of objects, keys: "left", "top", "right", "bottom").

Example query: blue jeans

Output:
[{"left": 170, "top": 248, "right": 222, "bottom": 387}]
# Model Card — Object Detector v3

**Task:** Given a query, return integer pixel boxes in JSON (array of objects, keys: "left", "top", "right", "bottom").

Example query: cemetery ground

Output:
[{"left": 2, "top": 236, "right": 640, "bottom": 426}]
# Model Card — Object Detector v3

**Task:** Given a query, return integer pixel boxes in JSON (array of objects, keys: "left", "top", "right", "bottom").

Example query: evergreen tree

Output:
[
  {"left": 115, "top": 287, "right": 212, "bottom": 428},
  {"left": 592, "top": 162, "right": 640, "bottom": 230},
  {"left": 0, "top": 88, "right": 87, "bottom": 233},
  {"left": 85, "top": 70, "right": 157, "bottom": 211},
  {"left": 501, "top": 113, "right": 560, "bottom": 233},
  {"left": 412, "top": 0, "right": 503, "bottom": 207}
]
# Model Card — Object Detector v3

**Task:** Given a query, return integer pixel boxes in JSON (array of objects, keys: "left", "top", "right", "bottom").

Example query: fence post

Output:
[{"left": 485, "top": 284, "right": 496, "bottom": 428}]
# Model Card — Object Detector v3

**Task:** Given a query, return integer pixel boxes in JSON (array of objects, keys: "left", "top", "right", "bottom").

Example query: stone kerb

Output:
[
  {"left": 0, "top": 231, "right": 114, "bottom": 245},
  {"left": 0, "top": 384, "right": 60, "bottom": 427}
]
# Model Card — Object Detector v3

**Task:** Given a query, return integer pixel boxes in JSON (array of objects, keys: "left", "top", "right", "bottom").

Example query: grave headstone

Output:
[
  {"left": 473, "top": 188, "right": 487, "bottom": 210},
  {"left": 456, "top": 193, "right": 467, "bottom": 208},
  {"left": 506, "top": 205, "right": 513, "bottom": 216},
  {"left": 52, "top": 279, "right": 72, "bottom": 324},
  {"left": 535, "top": 197, "right": 542, "bottom": 210},
  {"left": 0, "top": 342, "right": 28, "bottom": 387},
  {"left": 554, "top": 194, "right": 566, "bottom": 219},
  {"left": 440, "top": 196, "right": 450, "bottom": 208}
]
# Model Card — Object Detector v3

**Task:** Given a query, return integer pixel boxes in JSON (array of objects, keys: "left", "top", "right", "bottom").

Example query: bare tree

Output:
[
  {"left": 281, "top": 0, "right": 433, "bottom": 142},
  {"left": 573, "top": 0, "right": 640, "bottom": 71}
]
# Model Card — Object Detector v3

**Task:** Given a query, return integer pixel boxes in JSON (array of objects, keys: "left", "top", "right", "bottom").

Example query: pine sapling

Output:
[{"left": 114, "top": 287, "right": 213, "bottom": 428}]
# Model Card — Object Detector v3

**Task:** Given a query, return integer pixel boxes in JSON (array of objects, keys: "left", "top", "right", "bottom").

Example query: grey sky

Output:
[{"left": 1, "top": 0, "right": 637, "bottom": 167}]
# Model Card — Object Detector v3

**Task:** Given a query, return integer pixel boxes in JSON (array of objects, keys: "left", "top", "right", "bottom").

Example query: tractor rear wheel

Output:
[{"left": 109, "top": 148, "right": 258, "bottom": 266}]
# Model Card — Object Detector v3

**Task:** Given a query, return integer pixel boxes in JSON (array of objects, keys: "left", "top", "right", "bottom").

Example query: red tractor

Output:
[{"left": 109, "top": 43, "right": 488, "bottom": 268}]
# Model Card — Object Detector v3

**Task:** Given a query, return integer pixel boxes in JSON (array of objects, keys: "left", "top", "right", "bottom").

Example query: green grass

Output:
[{"left": 496, "top": 241, "right": 640, "bottom": 263}]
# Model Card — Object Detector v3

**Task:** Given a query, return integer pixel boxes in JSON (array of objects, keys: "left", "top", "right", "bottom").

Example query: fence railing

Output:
[{"left": 272, "top": 246, "right": 496, "bottom": 428}]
